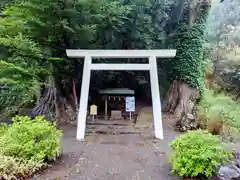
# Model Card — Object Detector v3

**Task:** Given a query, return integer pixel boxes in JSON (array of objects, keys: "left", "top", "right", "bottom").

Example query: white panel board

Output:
[{"left": 125, "top": 96, "right": 135, "bottom": 112}]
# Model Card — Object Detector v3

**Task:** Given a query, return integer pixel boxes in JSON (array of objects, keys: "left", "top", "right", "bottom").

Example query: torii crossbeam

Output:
[{"left": 66, "top": 49, "right": 177, "bottom": 141}]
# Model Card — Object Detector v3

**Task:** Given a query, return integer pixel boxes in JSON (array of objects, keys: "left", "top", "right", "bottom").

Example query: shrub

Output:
[
  {"left": 169, "top": 130, "right": 233, "bottom": 178},
  {"left": 0, "top": 154, "right": 45, "bottom": 180},
  {"left": 197, "top": 88, "right": 240, "bottom": 137},
  {"left": 0, "top": 115, "right": 63, "bottom": 162}
]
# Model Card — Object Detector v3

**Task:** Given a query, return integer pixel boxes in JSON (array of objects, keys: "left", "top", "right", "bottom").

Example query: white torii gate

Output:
[{"left": 66, "top": 49, "right": 176, "bottom": 141}]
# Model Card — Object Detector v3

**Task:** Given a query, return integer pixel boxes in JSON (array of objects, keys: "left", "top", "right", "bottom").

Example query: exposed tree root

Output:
[
  {"left": 32, "top": 86, "right": 54, "bottom": 119},
  {"left": 32, "top": 75, "right": 76, "bottom": 123},
  {"left": 164, "top": 81, "right": 200, "bottom": 131}
]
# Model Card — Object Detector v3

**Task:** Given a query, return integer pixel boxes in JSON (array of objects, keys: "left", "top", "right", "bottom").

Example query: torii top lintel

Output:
[{"left": 66, "top": 49, "right": 177, "bottom": 58}]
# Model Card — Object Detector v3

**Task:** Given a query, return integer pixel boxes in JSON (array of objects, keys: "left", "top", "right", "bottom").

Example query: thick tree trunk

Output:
[
  {"left": 55, "top": 96, "right": 75, "bottom": 124},
  {"left": 164, "top": 80, "right": 200, "bottom": 131},
  {"left": 32, "top": 74, "right": 76, "bottom": 123},
  {"left": 53, "top": 77, "right": 76, "bottom": 124},
  {"left": 32, "top": 75, "right": 55, "bottom": 119}
]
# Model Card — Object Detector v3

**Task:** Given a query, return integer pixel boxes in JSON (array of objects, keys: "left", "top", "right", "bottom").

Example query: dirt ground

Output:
[{"left": 33, "top": 116, "right": 181, "bottom": 180}]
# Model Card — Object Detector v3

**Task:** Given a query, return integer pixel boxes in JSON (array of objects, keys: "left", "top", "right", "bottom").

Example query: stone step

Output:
[
  {"left": 86, "top": 120, "right": 133, "bottom": 126},
  {"left": 87, "top": 124, "right": 132, "bottom": 129},
  {"left": 86, "top": 118, "right": 151, "bottom": 134},
  {"left": 86, "top": 124, "right": 151, "bottom": 134},
  {"left": 85, "top": 128, "right": 149, "bottom": 135}
]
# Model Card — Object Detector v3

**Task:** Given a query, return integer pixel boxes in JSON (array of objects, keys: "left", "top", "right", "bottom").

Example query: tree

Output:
[
  {"left": 1, "top": 0, "right": 226, "bottom": 126},
  {"left": 95, "top": 0, "right": 176, "bottom": 100},
  {"left": 0, "top": 0, "right": 132, "bottom": 121},
  {"left": 164, "top": 0, "right": 213, "bottom": 131},
  {"left": 0, "top": 33, "right": 47, "bottom": 118},
  {"left": 206, "top": 0, "right": 240, "bottom": 98}
]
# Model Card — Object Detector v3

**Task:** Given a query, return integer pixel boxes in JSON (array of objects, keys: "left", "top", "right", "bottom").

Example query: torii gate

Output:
[{"left": 66, "top": 49, "right": 176, "bottom": 141}]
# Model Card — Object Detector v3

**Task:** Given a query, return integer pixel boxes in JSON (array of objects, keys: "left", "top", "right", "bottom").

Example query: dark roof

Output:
[{"left": 99, "top": 88, "right": 135, "bottom": 95}]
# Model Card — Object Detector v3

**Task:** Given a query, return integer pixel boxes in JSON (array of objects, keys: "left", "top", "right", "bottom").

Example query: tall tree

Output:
[
  {"left": 206, "top": 0, "right": 240, "bottom": 97},
  {"left": 0, "top": 0, "right": 131, "bottom": 121},
  {"left": 164, "top": 0, "right": 213, "bottom": 130}
]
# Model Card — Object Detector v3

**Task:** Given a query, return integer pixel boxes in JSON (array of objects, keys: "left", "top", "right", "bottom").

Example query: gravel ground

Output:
[{"left": 34, "top": 117, "right": 182, "bottom": 180}]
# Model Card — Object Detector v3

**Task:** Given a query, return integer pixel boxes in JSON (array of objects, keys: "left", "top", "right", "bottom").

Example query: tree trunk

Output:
[
  {"left": 53, "top": 76, "right": 76, "bottom": 124},
  {"left": 72, "top": 78, "right": 78, "bottom": 111},
  {"left": 32, "top": 75, "right": 55, "bottom": 119},
  {"left": 164, "top": 81, "right": 200, "bottom": 131},
  {"left": 32, "top": 74, "right": 76, "bottom": 123},
  {"left": 55, "top": 96, "right": 75, "bottom": 124}
]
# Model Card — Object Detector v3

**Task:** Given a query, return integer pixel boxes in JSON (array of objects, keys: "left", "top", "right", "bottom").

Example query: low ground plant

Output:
[
  {"left": 197, "top": 88, "right": 240, "bottom": 138},
  {"left": 0, "top": 154, "right": 46, "bottom": 179},
  {"left": 0, "top": 115, "right": 62, "bottom": 179},
  {"left": 169, "top": 130, "right": 233, "bottom": 178}
]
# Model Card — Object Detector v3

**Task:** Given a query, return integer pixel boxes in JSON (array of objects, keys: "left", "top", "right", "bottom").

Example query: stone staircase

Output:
[{"left": 86, "top": 119, "right": 150, "bottom": 135}]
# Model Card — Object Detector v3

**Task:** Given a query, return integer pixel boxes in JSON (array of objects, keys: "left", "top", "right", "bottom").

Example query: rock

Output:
[
  {"left": 109, "top": 110, "right": 124, "bottom": 120},
  {"left": 236, "top": 152, "right": 240, "bottom": 168},
  {"left": 175, "top": 113, "right": 198, "bottom": 132},
  {"left": 218, "top": 165, "right": 240, "bottom": 180}
]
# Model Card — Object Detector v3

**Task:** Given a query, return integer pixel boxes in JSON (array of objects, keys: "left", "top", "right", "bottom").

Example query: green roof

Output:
[{"left": 99, "top": 88, "right": 135, "bottom": 95}]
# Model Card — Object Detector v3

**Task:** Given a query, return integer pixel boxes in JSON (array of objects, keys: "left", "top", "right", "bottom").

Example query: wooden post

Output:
[{"left": 104, "top": 96, "right": 108, "bottom": 120}]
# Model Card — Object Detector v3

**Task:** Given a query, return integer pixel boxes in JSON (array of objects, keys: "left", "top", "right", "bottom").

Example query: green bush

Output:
[
  {"left": 169, "top": 130, "right": 233, "bottom": 178},
  {"left": 198, "top": 88, "right": 240, "bottom": 137},
  {"left": 0, "top": 154, "right": 45, "bottom": 180},
  {"left": 0, "top": 116, "right": 63, "bottom": 162}
]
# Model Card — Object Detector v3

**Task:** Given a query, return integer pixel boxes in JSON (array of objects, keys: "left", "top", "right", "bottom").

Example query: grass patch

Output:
[{"left": 198, "top": 88, "right": 240, "bottom": 139}]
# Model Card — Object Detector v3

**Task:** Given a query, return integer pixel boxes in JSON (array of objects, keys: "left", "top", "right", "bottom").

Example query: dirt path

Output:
[{"left": 34, "top": 117, "right": 181, "bottom": 180}]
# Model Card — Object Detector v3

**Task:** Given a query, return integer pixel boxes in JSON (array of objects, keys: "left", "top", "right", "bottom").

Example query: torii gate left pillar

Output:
[{"left": 66, "top": 49, "right": 176, "bottom": 141}]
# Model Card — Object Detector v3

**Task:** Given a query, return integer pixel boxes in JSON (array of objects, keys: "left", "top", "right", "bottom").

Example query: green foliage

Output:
[
  {"left": 198, "top": 88, "right": 240, "bottom": 136},
  {"left": 0, "top": 34, "right": 47, "bottom": 114},
  {"left": 206, "top": 0, "right": 240, "bottom": 94},
  {"left": 169, "top": 130, "right": 233, "bottom": 178},
  {"left": 0, "top": 116, "right": 61, "bottom": 179},
  {"left": 0, "top": 0, "right": 216, "bottom": 119},
  {"left": 167, "top": 3, "right": 210, "bottom": 92},
  {"left": 0, "top": 0, "right": 137, "bottom": 112},
  {"left": 0, "top": 116, "right": 63, "bottom": 162},
  {"left": 91, "top": 0, "right": 175, "bottom": 96},
  {"left": 0, "top": 0, "right": 15, "bottom": 11},
  {"left": 172, "top": 23, "right": 206, "bottom": 90},
  {"left": 0, "top": 155, "right": 45, "bottom": 180}
]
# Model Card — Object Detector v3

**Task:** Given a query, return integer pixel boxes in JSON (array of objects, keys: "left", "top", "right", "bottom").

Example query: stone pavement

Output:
[{"left": 35, "top": 120, "right": 181, "bottom": 180}]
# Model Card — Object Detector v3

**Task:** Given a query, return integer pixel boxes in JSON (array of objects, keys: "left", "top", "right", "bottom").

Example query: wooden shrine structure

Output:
[{"left": 99, "top": 88, "right": 135, "bottom": 120}]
